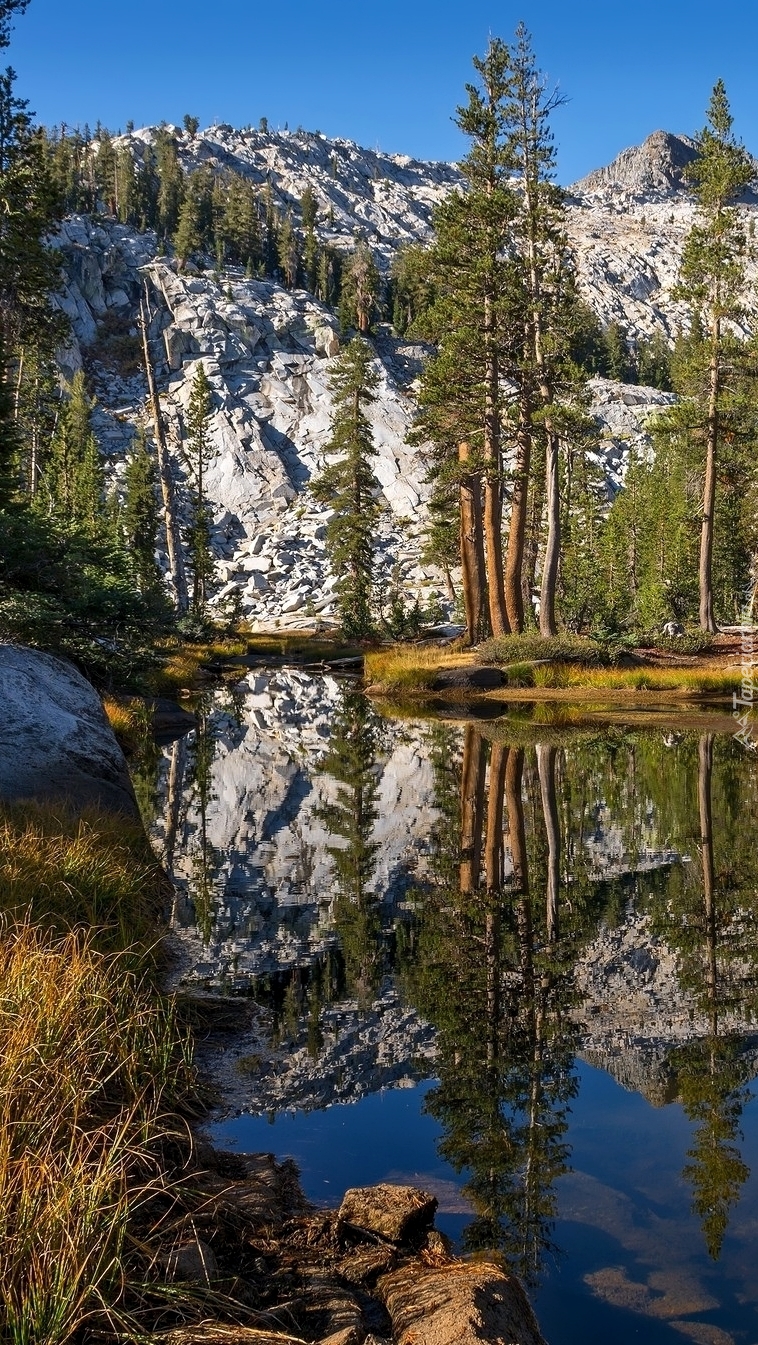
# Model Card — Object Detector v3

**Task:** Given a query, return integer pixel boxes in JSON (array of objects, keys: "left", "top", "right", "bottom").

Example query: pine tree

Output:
[
  {"left": 316, "top": 688, "right": 383, "bottom": 1001},
  {"left": 339, "top": 240, "right": 380, "bottom": 334},
  {"left": 413, "top": 38, "right": 522, "bottom": 642},
  {"left": 499, "top": 25, "right": 573, "bottom": 637},
  {"left": 174, "top": 169, "right": 213, "bottom": 266},
  {"left": 46, "top": 372, "right": 103, "bottom": 532},
  {"left": 673, "top": 81, "right": 754, "bottom": 631},
  {"left": 154, "top": 126, "right": 185, "bottom": 242},
  {"left": 276, "top": 212, "right": 300, "bottom": 288},
  {"left": 0, "top": 69, "right": 64, "bottom": 508},
  {"left": 310, "top": 337, "right": 381, "bottom": 637},
  {"left": 123, "top": 426, "right": 162, "bottom": 600},
  {"left": 184, "top": 363, "right": 216, "bottom": 615}
]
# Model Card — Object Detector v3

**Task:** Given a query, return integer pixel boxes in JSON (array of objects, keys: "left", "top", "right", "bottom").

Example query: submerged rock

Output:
[{"left": 0, "top": 644, "right": 138, "bottom": 816}]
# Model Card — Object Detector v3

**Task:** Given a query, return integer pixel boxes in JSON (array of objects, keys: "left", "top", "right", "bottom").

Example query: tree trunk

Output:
[
  {"left": 698, "top": 733, "right": 718, "bottom": 1035},
  {"left": 485, "top": 742, "right": 508, "bottom": 892},
  {"left": 505, "top": 385, "right": 532, "bottom": 631},
  {"left": 523, "top": 451, "right": 545, "bottom": 627},
  {"left": 483, "top": 293, "right": 509, "bottom": 637},
  {"left": 506, "top": 747, "right": 529, "bottom": 897},
  {"left": 460, "top": 726, "right": 486, "bottom": 895},
  {"left": 458, "top": 441, "right": 488, "bottom": 645},
  {"left": 700, "top": 318, "right": 720, "bottom": 633},
  {"left": 537, "top": 743, "right": 560, "bottom": 942},
  {"left": 140, "top": 289, "right": 189, "bottom": 614},
  {"left": 540, "top": 428, "right": 561, "bottom": 636},
  {"left": 523, "top": 177, "right": 560, "bottom": 637}
]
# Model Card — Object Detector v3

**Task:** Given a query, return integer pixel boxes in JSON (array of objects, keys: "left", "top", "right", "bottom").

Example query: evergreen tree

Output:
[
  {"left": 413, "top": 39, "right": 522, "bottom": 642},
  {"left": 674, "top": 81, "right": 754, "bottom": 631},
  {"left": 317, "top": 688, "right": 384, "bottom": 1003},
  {"left": 601, "top": 320, "right": 635, "bottom": 381},
  {"left": 174, "top": 168, "right": 213, "bottom": 266},
  {"left": 499, "top": 25, "right": 574, "bottom": 637},
  {"left": 301, "top": 186, "right": 318, "bottom": 291},
  {"left": 221, "top": 173, "right": 261, "bottom": 267},
  {"left": 154, "top": 126, "right": 185, "bottom": 242},
  {"left": 635, "top": 330, "right": 672, "bottom": 389},
  {"left": 276, "top": 211, "right": 300, "bottom": 288},
  {"left": 184, "top": 363, "right": 215, "bottom": 614},
  {"left": 123, "top": 426, "right": 162, "bottom": 601},
  {"left": 310, "top": 337, "right": 380, "bottom": 637},
  {"left": 0, "top": 69, "right": 64, "bottom": 507},
  {"left": 46, "top": 372, "right": 103, "bottom": 532},
  {"left": 339, "top": 240, "right": 380, "bottom": 334},
  {"left": 389, "top": 244, "right": 435, "bottom": 334}
]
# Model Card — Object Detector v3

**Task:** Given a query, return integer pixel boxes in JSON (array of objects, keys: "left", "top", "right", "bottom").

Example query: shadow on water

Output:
[{"left": 139, "top": 676, "right": 758, "bottom": 1344}]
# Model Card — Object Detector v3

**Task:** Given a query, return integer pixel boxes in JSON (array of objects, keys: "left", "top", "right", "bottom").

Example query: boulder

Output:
[
  {"left": 378, "top": 1260, "right": 547, "bottom": 1345},
  {"left": 161, "top": 1239, "right": 218, "bottom": 1283},
  {"left": 0, "top": 645, "right": 138, "bottom": 816},
  {"left": 314, "top": 324, "right": 340, "bottom": 357},
  {"left": 431, "top": 666, "right": 506, "bottom": 692},
  {"left": 338, "top": 1184, "right": 437, "bottom": 1244}
]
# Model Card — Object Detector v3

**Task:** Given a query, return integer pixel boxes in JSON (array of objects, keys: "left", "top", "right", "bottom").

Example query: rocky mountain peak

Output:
[
  {"left": 120, "top": 123, "right": 461, "bottom": 265},
  {"left": 572, "top": 129, "right": 700, "bottom": 199}
]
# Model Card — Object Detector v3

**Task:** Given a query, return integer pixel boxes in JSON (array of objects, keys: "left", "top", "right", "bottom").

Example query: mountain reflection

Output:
[{"left": 144, "top": 677, "right": 758, "bottom": 1274}]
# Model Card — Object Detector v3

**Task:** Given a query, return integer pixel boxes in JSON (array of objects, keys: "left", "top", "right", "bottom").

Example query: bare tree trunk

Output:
[
  {"left": 700, "top": 318, "right": 720, "bottom": 633},
  {"left": 460, "top": 726, "right": 486, "bottom": 894},
  {"left": 140, "top": 288, "right": 189, "bottom": 614},
  {"left": 505, "top": 386, "right": 532, "bottom": 632},
  {"left": 459, "top": 441, "right": 488, "bottom": 645},
  {"left": 537, "top": 743, "right": 560, "bottom": 942}
]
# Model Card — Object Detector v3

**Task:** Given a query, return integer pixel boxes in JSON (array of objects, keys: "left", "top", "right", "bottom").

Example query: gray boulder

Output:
[{"left": 0, "top": 645, "right": 138, "bottom": 816}]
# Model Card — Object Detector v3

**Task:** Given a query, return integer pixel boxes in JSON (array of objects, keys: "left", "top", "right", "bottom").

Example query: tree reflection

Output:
[
  {"left": 654, "top": 733, "right": 757, "bottom": 1259},
  {"left": 185, "top": 693, "right": 220, "bottom": 943},
  {"left": 405, "top": 726, "right": 584, "bottom": 1283},
  {"left": 317, "top": 687, "right": 385, "bottom": 1004}
]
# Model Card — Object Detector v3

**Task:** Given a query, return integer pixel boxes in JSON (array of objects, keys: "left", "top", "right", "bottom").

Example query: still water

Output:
[{"left": 138, "top": 671, "right": 758, "bottom": 1345}]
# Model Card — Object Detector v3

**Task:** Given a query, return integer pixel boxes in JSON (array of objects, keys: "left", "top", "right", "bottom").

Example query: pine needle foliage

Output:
[{"left": 311, "top": 337, "right": 380, "bottom": 638}]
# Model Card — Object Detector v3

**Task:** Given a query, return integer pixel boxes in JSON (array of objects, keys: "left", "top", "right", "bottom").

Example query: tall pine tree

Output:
[
  {"left": 310, "top": 337, "right": 380, "bottom": 637},
  {"left": 673, "top": 82, "right": 754, "bottom": 631}
]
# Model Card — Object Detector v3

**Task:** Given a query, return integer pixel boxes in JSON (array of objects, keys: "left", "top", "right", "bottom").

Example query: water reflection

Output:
[
  {"left": 144, "top": 677, "right": 758, "bottom": 1321},
  {"left": 403, "top": 728, "right": 580, "bottom": 1280}
]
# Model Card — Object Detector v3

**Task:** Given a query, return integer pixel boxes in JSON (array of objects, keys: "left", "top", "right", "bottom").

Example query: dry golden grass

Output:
[
  {"left": 364, "top": 643, "right": 473, "bottom": 690},
  {"left": 0, "top": 922, "right": 194, "bottom": 1345},
  {"left": 561, "top": 664, "right": 740, "bottom": 695},
  {"left": 0, "top": 802, "right": 167, "bottom": 955}
]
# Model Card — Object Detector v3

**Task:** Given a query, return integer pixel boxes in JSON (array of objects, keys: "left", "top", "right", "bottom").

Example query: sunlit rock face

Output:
[{"left": 52, "top": 126, "right": 758, "bottom": 627}]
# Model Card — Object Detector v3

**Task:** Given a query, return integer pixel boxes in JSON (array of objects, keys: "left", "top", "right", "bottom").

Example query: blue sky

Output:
[{"left": 9, "top": 0, "right": 758, "bottom": 183}]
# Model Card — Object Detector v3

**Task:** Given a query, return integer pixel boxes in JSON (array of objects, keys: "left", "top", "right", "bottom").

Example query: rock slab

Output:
[
  {"left": 0, "top": 644, "right": 138, "bottom": 816},
  {"left": 378, "top": 1261, "right": 547, "bottom": 1345},
  {"left": 338, "top": 1184, "right": 437, "bottom": 1243}
]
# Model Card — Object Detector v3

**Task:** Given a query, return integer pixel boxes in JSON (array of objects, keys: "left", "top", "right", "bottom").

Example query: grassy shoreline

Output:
[{"left": 364, "top": 634, "right": 746, "bottom": 704}]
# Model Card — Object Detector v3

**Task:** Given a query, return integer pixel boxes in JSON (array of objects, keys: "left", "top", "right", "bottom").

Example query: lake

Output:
[{"left": 139, "top": 671, "right": 758, "bottom": 1345}]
